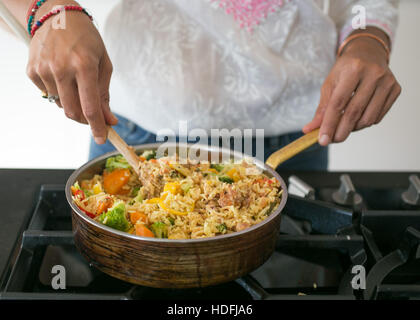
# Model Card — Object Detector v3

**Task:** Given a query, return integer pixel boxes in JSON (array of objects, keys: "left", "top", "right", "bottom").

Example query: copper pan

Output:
[{"left": 66, "top": 130, "right": 319, "bottom": 288}]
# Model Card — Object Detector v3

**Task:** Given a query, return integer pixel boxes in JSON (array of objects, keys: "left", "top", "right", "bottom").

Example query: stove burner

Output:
[
  {"left": 402, "top": 175, "right": 420, "bottom": 207},
  {"left": 288, "top": 175, "right": 315, "bottom": 200},
  {"left": 332, "top": 174, "right": 363, "bottom": 210}
]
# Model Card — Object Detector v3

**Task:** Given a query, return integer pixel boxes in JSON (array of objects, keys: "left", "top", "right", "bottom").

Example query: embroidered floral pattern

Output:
[{"left": 208, "top": 0, "right": 286, "bottom": 32}]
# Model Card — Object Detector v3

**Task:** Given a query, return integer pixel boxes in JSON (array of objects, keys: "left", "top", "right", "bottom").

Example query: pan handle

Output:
[{"left": 265, "top": 128, "right": 320, "bottom": 170}]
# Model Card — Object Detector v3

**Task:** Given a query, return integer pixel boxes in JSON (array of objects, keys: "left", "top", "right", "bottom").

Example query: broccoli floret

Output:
[
  {"left": 150, "top": 222, "right": 168, "bottom": 238},
  {"left": 133, "top": 188, "right": 144, "bottom": 204},
  {"left": 131, "top": 186, "right": 140, "bottom": 197},
  {"left": 169, "top": 170, "right": 179, "bottom": 178},
  {"left": 105, "top": 155, "right": 131, "bottom": 171},
  {"left": 265, "top": 201, "right": 278, "bottom": 216},
  {"left": 218, "top": 176, "right": 234, "bottom": 184},
  {"left": 216, "top": 223, "right": 227, "bottom": 234},
  {"left": 210, "top": 164, "right": 224, "bottom": 172},
  {"left": 98, "top": 202, "right": 131, "bottom": 232},
  {"left": 180, "top": 181, "right": 192, "bottom": 194},
  {"left": 141, "top": 150, "right": 157, "bottom": 160}
]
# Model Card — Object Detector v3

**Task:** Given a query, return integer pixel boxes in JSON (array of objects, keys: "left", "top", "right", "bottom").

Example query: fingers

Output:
[
  {"left": 76, "top": 62, "right": 108, "bottom": 144},
  {"left": 333, "top": 79, "right": 376, "bottom": 142},
  {"left": 354, "top": 75, "right": 401, "bottom": 131},
  {"left": 25, "top": 13, "right": 115, "bottom": 144},
  {"left": 376, "top": 82, "right": 402, "bottom": 123},
  {"left": 98, "top": 52, "right": 118, "bottom": 126},
  {"left": 318, "top": 75, "right": 360, "bottom": 146},
  {"left": 55, "top": 76, "right": 88, "bottom": 124},
  {"left": 303, "top": 80, "right": 332, "bottom": 134},
  {"left": 354, "top": 85, "right": 389, "bottom": 131},
  {"left": 26, "top": 65, "right": 47, "bottom": 93},
  {"left": 36, "top": 63, "right": 63, "bottom": 108},
  {"left": 303, "top": 42, "right": 401, "bottom": 145},
  {"left": 27, "top": 53, "right": 115, "bottom": 144},
  {"left": 318, "top": 73, "right": 400, "bottom": 144}
]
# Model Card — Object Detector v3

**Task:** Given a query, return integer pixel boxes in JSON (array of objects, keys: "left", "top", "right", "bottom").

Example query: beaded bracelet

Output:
[
  {"left": 30, "top": 5, "right": 93, "bottom": 37},
  {"left": 26, "top": 0, "right": 48, "bottom": 35}
]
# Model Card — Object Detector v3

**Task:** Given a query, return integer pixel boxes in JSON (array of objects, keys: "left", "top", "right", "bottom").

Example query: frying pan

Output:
[{"left": 66, "top": 131, "right": 319, "bottom": 288}]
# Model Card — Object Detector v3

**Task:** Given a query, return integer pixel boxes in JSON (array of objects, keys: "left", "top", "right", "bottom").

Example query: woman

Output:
[{"left": 2, "top": 0, "right": 401, "bottom": 170}]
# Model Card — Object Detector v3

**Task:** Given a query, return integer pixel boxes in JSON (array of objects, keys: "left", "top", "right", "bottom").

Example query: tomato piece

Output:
[
  {"left": 103, "top": 169, "right": 131, "bottom": 195},
  {"left": 71, "top": 189, "right": 85, "bottom": 200},
  {"left": 254, "top": 178, "right": 272, "bottom": 185},
  {"left": 135, "top": 224, "right": 155, "bottom": 237},
  {"left": 77, "top": 205, "right": 95, "bottom": 218}
]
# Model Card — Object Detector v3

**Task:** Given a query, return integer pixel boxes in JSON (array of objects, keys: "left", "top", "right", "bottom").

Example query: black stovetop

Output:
[{"left": 1, "top": 170, "right": 419, "bottom": 300}]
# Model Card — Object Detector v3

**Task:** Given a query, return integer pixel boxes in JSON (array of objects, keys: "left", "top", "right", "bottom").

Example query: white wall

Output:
[
  {"left": 0, "top": 0, "right": 419, "bottom": 170},
  {"left": 329, "top": 0, "right": 420, "bottom": 171}
]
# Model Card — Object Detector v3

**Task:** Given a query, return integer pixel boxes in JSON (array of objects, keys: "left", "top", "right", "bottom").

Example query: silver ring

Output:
[{"left": 48, "top": 95, "right": 59, "bottom": 103}]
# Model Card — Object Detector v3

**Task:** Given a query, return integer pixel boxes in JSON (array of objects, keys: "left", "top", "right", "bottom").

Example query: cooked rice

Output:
[{"left": 72, "top": 154, "right": 282, "bottom": 239}]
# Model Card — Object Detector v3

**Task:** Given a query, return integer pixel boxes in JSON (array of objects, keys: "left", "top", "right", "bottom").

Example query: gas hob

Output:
[{"left": 1, "top": 171, "right": 419, "bottom": 300}]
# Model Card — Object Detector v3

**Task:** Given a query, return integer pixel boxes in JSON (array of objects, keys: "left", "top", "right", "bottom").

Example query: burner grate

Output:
[{"left": 1, "top": 182, "right": 418, "bottom": 300}]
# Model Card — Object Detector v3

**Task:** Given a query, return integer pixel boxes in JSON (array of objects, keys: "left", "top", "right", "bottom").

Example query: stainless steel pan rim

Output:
[{"left": 65, "top": 142, "right": 288, "bottom": 244}]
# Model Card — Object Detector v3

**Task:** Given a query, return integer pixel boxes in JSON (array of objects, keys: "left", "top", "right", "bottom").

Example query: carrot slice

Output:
[
  {"left": 135, "top": 224, "right": 155, "bottom": 237},
  {"left": 130, "top": 212, "right": 148, "bottom": 225},
  {"left": 96, "top": 197, "right": 113, "bottom": 215},
  {"left": 103, "top": 169, "right": 131, "bottom": 195},
  {"left": 117, "top": 187, "right": 130, "bottom": 195}
]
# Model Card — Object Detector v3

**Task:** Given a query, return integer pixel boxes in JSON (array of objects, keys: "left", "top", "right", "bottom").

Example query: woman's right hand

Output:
[{"left": 26, "top": 1, "right": 118, "bottom": 144}]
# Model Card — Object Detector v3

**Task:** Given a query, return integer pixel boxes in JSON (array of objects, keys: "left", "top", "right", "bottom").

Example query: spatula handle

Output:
[{"left": 265, "top": 128, "right": 320, "bottom": 170}]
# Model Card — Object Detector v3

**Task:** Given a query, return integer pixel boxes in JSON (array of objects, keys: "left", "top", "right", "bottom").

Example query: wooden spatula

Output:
[
  {"left": 265, "top": 128, "right": 320, "bottom": 170},
  {"left": 107, "top": 127, "right": 140, "bottom": 176}
]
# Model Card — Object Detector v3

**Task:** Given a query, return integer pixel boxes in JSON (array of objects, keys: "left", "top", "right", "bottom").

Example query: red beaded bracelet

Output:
[
  {"left": 26, "top": 0, "right": 48, "bottom": 35},
  {"left": 30, "top": 5, "right": 93, "bottom": 37},
  {"left": 26, "top": 0, "right": 43, "bottom": 23}
]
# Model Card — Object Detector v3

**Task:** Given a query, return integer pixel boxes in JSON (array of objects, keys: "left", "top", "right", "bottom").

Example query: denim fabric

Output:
[{"left": 89, "top": 114, "right": 328, "bottom": 171}]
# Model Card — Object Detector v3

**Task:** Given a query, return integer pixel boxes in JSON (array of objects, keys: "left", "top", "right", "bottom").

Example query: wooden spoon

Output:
[
  {"left": 265, "top": 128, "right": 320, "bottom": 170},
  {"left": 107, "top": 127, "right": 140, "bottom": 176}
]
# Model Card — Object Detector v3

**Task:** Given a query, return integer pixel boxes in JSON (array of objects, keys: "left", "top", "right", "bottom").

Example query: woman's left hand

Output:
[{"left": 303, "top": 32, "right": 401, "bottom": 146}]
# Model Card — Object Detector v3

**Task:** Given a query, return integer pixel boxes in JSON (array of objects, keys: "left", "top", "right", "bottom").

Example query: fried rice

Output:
[{"left": 71, "top": 151, "right": 282, "bottom": 240}]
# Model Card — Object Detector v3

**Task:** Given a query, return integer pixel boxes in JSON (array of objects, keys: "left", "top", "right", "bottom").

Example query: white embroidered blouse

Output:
[{"left": 103, "top": 0, "right": 399, "bottom": 136}]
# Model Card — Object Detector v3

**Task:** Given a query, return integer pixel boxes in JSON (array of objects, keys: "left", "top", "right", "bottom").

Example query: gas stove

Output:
[{"left": 0, "top": 171, "right": 419, "bottom": 300}]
